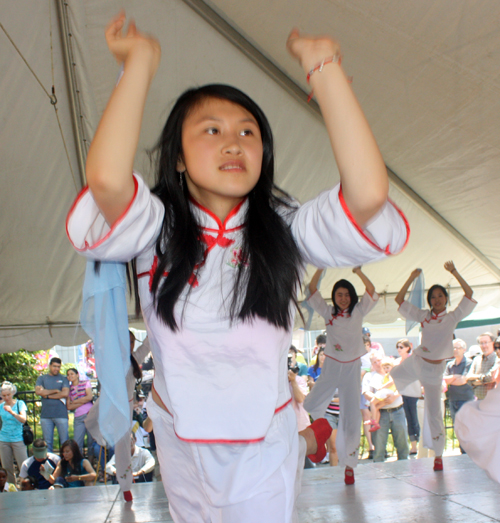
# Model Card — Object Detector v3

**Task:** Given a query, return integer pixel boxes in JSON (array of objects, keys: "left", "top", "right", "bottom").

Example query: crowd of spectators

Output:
[{"left": 1, "top": 328, "right": 499, "bottom": 493}]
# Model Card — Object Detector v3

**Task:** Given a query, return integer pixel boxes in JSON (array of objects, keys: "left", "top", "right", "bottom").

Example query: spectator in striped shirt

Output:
[{"left": 67, "top": 369, "right": 94, "bottom": 456}]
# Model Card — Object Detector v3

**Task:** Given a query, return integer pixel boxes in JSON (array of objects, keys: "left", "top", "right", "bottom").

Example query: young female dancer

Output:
[
  {"left": 66, "top": 12, "right": 408, "bottom": 522},
  {"left": 392, "top": 261, "right": 476, "bottom": 471},
  {"left": 303, "top": 266, "right": 379, "bottom": 485}
]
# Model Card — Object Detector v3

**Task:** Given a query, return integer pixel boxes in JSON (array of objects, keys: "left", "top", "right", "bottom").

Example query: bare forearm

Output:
[
  {"left": 452, "top": 269, "right": 473, "bottom": 299},
  {"left": 395, "top": 272, "right": 418, "bottom": 305},
  {"left": 308, "top": 268, "right": 323, "bottom": 295},
  {"left": 86, "top": 45, "right": 157, "bottom": 225},
  {"left": 290, "top": 380, "right": 306, "bottom": 403},
  {"left": 353, "top": 267, "right": 375, "bottom": 296},
  {"left": 309, "top": 63, "right": 388, "bottom": 226}
]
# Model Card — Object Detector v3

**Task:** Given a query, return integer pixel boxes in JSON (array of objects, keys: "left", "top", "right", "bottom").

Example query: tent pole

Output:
[
  {"left": 387, "top": 168, "right": 500, "bottom": 281},
  {"left": 183, "top": 0, "right": 500, "bottom": 281},
  {"left": 56, "top": 0, "right": 87, "bottom": 188}
]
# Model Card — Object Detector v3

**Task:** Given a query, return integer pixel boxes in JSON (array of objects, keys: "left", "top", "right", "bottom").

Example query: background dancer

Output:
[
  {"left": 66, "top": 12, "right": 408, "bottom": 521},
  {"left": 304, "top": 266, "right": 379, "bottom": 485},
  {"left": 392, "top": 261, "right": 476, "bottom": 472}
]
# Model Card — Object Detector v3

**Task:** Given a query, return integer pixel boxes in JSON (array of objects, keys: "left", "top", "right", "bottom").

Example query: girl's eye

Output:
[
  {"left": 206, "top": 127, "right": 219, "bottom": 135},
  {"left": 240, "top": 129, "right": 253, "bottom": 136}
]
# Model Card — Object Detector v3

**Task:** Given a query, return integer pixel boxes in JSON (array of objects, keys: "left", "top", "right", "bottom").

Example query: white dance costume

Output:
[
  {"left": 454, "top": 373, "right": 500, "bottom": 483},
  {"left": 304, "top": 290, "right": 378, "bottom": 468},
  {"left": 67, "top": 174, "right": 408, "bottom": 522},
  {"left": 392, "top": 297, "right": 476, "bottom": 455}
]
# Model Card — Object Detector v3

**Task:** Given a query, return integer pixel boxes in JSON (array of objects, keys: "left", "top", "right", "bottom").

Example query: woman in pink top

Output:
[{"left": 67, "top": 369, "right": 94, "bottom": 455}]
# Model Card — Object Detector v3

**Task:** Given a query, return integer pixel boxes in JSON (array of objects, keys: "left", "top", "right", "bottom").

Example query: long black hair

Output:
[
  {"left": 427, "top": 284, "right": 448, "bottom": 308},
  {"left": 60, "top": 439, "right": 83, "bottom": 475},
  {"left": 331, "top": 279, "right": 358, "bottom": 315},
  {"left": 149, "top": 84, "right": 303, "bottom": 330}
]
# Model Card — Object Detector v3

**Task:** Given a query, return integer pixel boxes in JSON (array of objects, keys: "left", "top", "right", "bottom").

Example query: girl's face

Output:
[
  {"left": 430, "top": 288, "right": 447, "bottom": 313},
  {"left": 178, "top": 98, "right": 263, "bottom": 215},
  {"left": 62, "top": 446, "right": 74, "bottom": 462},
  {"left": 334, "top": 288, "right": 351, "bottom": 310},
  {"left": 318, "top": 351, "right": 326, "bottom": 366},
  {"left": 67, "top": 370, "right": 78, "bottom": 383},
  {"left": 382, "top": 364, "right": 392, "bottom": 374}
]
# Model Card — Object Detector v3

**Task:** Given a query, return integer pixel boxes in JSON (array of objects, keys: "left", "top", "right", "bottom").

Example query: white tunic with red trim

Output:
[
  {"left": 308, "top": 290, "right": 379, "bottom": 362},
  {"left": 67, "top": 173, "right": 408, "bottom": 444},
  {"left": 398, "top": 297, "right": 477, "bottom": 360}
]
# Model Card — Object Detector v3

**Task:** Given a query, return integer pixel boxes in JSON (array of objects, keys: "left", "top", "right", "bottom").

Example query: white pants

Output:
[
  {"left": 455, "top": 385, "right": 500, "bottom": 483},
  {"left": 391, "top": 355, "right": 446, "bottom": 455},
  {"left": 148, "top": 400, "right": 305, "bottom": 523},
  {"left": 303, "top": 357, "right": 361, "bottom": 468}
]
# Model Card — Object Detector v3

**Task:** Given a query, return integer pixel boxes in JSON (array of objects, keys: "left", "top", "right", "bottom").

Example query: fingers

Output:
[
  {"left": 127, "top": 18, "right": 137, "bottom": 37},
  {"left": 105, "top": 11, "right": 126, "bottom": 40},
  {"left": 287, "top": 27, "right": 300, "bottom": 47}
]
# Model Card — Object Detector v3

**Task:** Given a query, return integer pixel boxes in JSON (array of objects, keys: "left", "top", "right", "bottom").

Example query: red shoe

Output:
[
  {"left": 123, "top": 490, "right": 133, "bottom": 502},
  {"left": 307, "top": 418, "right": 332, "bottom": 463},
  {"left": 433, "top": 457, "right": 443, "bottom": 471},
  {"left": 344, "top": 467, "right": 355, "bottom": 485},
  {"left": 368, "top": 422, "right": 381, "bottom": 432}
]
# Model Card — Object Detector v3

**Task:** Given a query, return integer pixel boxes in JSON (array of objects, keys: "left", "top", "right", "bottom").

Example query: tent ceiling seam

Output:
[{"left": 184, "top": 0, "right": 500, "bottom": 283}]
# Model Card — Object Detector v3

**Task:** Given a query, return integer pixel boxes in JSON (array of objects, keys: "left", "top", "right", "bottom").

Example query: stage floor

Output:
[{"left": 1, "top": 455, "right": 499, "bottom": 522}]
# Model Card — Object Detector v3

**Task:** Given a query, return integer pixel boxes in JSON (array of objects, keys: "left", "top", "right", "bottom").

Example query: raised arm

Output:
[
  {"left": 308, "top": 268, "right": 324, "bottom": 295},
  {"left": 85, "top": 12, "right": 161, "bottom": 225},
  {"left": 444, "top": 261, "right": 473, "bottom": 299},
  {"left": 287, "top": 30, "right": 388, "bottom": 227},
  {"left": 395, "top": 269, "right": 422, "bottom": 306},
  {"left": 352, "top": 266, "right": 375, "bottom": 296}
]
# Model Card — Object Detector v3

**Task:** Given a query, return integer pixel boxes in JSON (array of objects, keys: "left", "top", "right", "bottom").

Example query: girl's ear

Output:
[{"left": 176, "top": 156, "right": 186, "bottom": 173}]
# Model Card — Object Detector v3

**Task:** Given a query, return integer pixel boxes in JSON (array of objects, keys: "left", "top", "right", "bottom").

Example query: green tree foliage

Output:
[{"left": 0, "top": 350, "right": 40, "bottom": 392}]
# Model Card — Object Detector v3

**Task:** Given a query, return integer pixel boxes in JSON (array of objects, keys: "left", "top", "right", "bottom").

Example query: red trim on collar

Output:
[
  {"left": 66, "top": 176, "right": 139, "bottom": 252},
  {"left": 189, "top": 196, "right": 247, "bottom": 229},
  {"left": 338, "top": 186, "right": 410, "bottom": 255}
]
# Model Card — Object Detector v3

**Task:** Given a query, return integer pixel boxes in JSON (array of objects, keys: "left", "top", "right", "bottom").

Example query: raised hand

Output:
[
  {"left": 105, "top": 11, "right": 160, "bottom": 69},
  {"left": 444, "top": 261, "right": 456, "bottom": 273},
  {"left": 286, "top": 28, "right": 340, "bottom": 73},
  {"left": 411, "top": 268, "right": 422, "bottom": 279}
]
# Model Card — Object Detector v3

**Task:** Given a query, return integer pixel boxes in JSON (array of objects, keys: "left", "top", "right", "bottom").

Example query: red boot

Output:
[
  {"left": 307, "top": 418, "right": 333, "bottom": 463},
  {"left": 123, "top": 490, "right": 133, "bottom": 502},
  {"left": 344, "top": 466, "right": 355, "bottom": 485},
  {"left": 433, "top": 457, "right": 443, "bottom": 472}
]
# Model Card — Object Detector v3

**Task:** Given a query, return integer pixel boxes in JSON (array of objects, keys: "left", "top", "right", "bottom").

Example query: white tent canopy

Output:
[{"left": 2, "top": 0, "right": 500, "bottom": 351}]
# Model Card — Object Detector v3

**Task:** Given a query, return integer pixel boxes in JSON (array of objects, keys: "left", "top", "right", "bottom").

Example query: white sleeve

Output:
[
  {"left": 66, "top": 173, "right": 164, "bottom": 262},
  {"left": 450, "top": 296, "right": 477, "bottom": 323},
  {"left": 19, "top": 459, "right": 29, "bottom": 478},
  {"left": 307, "top": 290, "right": 332, "bottom": 320},
  {"left": 139, "top": 448, "right": 155, "bottom": 474},
  {"left": 398, "top": 301, "right": 428, "bottom": 323},
  {"left": 357, "top": 290, "right": 379, "bottom": 316},
  {"left": 133, "top": 337, "right": 152, "bottom": 365},
  {"left": 291, "top": 184, "right": 409, "bottom": 268}
]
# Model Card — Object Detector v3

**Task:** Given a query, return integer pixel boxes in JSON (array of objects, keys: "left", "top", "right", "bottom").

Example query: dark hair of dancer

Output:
[
  {"left": 59, "top": 439, "right": 84, "bottom": 476},
  {"left": 129, "top": 330, "right": 143, "bottom": 381},
  {"left": 148, "top": 84, "right": 303, "bottom": 331},
  {"left": 331, "top": 279, "right": 358, "bottom": 315},
  {"left": 426, "top": 284, "right": 448, "bottom": 308}
]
